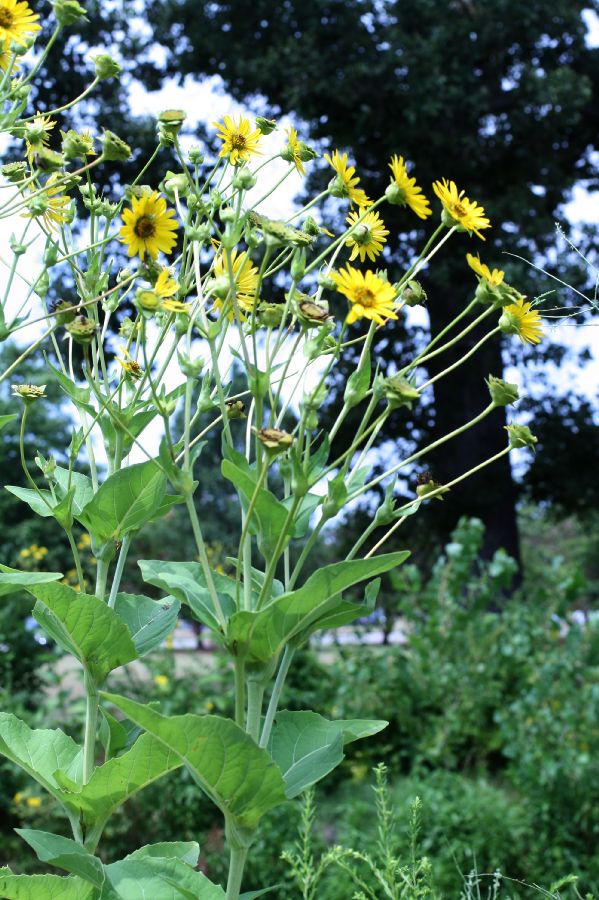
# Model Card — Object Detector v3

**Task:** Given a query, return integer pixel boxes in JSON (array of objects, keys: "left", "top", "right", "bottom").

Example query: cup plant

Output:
[{"left": 0, "top": 2, "right": 543, "bottom": 897}]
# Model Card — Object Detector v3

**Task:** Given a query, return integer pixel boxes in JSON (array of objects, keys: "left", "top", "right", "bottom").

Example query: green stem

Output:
[
  {"left": 234, "top": 657, "right": 246, "bottom": 728},
  {"left": 0, "top": 325, "right": 57, "bottom": 385},
  {"left": 82, "top": 672, "right": 99, "bottom": 784},
  {"left": 107, "top": 532, "right": 132, "bottom": 609},
  {"left": 246, "top": 680, "right": 264, "bottom": 742},
  {"left": 260, "top": 646, "right": 295, "bottom": 747},
  {"left": 225, "top": 842, "right": 249, "bottom": 900},
  {"left": 65, "top": 530, "right": 85, "bottom": 591},
  {"left": 184, "top": 494, "right": 227, "bottom": 629}
]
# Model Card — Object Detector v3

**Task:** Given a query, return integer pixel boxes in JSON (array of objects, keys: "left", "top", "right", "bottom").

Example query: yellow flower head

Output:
[
  {"left": 119, "top": 192, "right": 178, "bottom": 260},
  {"left": 331, "top": 265, "right": 398, "bottom": 326},
  {"left": 213, "top": 249, "right": 259, "bottom": 314},
  {"left": 154, "top": 674, "right": 169, "bottom": 688},
  {"left": 117, "top": 347, "right": 143, "bottom": 380},
  {"left": 432, "top": 178, "right": 491, "bottom": 239},
  {"left": 388, "top": 155, "right": 432, "bottom": 220},
  {"left": 499, "top": 297, "right": 544, "bottom": 345},
  {"left": 324, "top": 150, "right": 371, "bottom": 207},
  {"left": 25, "top": 112, "right": 55, "bottom": 164},
  {"left": 162, "top": 298, "right": 189, "bottom": 315},
  {"left": 23, "top": 174, "right": 71, "bottom": 232},
  {"left": 213, "top": 115, "right": 263, "bottom": 165},
  {"left": 285, "top": 126, "right": 305, "bottom": 176},
  {"left": 0, "top": 0, "right": 41, "bottom": 48},
  {"left": 466, "top": 253, "right": 504, "bottom": 287},
  {"left": 154, "top": 267, "right": 179, "bottom": 299},
  {"left": 345, "top": 208, "right": 389, "bottom": 263},
  {"left": 26, "top": 796, "right": 42, "bottom": 809},
  {"left": 0, "top": 46, "right": 18, "bottom": 72}
]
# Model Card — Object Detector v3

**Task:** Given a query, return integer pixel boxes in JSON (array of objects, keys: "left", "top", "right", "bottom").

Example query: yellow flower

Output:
[
  {"left": 24, "top": 174, "right": 71, "bottom": 232},
  {"left": 13, "top": 791, "right": 24, "bottom": 805},
  {"left": 162, "top": 298, "right": 189, "bottom": 314},
  {"left": 213, "top": 115, "right": 263, "bottom": 165},
  {"left": 119, "top": 192, "right": 178, "bottom": 261},
  {"left": 25, "top": 112, "right": 55, "bottom": 164},
  {"left": 154, "top": 268, "right": 179, "bottom": 299},
  {"left": 284, "top": 126, "right": 305, "bottom": 175},
  {"left": 330, "top": 265, "right": 398, "bottom": 326},
  {"left": 19, "top": 547, "right": 30, "bottom": 558},
  {"left": 0, "top": 0, "right": 41, "bottom": 48},
  {"left": 466, "top": 252, "right": 504, "bottom": 287},
  {"left": 77, "top": 532, "right": 91, "bottom": 550},
  {"left": 388, "top": 155, "right": 432, "bottom": 220},
  {"left": 324, "top": 150, "right": 371, "bottom": 206},
  {"left": 345, "top": 208, "right": 389, "bottom": 262},
  {"left": 432, "top": 178, "right": 491, "bottom": 239},
  {"left": 26, "top": 796, "right": 42, "bottom": 809},
  {"left": 499, "top": 297, "right": 544, "bottom": 345},
  {"left": 117, "top": 347, "right": 143, "bottom": 380},
  {"left": 154, "top": 674, "right": 169, "bottom": 688},
  {"left": 0, "top": 47, "right": 18, "bottom": 72},
  {"left": 213, "top": 249, "right": 259, "bottom": 314}
]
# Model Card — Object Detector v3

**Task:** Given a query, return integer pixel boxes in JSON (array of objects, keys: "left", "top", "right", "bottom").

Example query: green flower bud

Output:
[
  {"left": 329, "top": 174, "right": 349, "bottom": 199},
  {"left": 256, "top": 427, "right": 294, "bottom": 453},
  {"left": 9, "top": 233, "right": 27, "bottom": 256},
  {"left": 379, "top": 373, "right": 420, "bottom": 410},
  {"left": 92, "top": 53, "right": 121, "bottom": 80},
  {"left": 210, "top": 188, "right": 222, "bottom": 209},
  {"left": 317, "top": 272, "right": 337, "bottom": 291},
  {"left": 304, "top": 331, "right": 336, "bottom": 361},
  {"left": 66, "top": 315, "right": 97, "bottom": 345},
  {"left": 161, "top": 170, "right": 190, "bottom": 200},
  {"left": 226, "top": 399, "right": 246, "bottom": 419},
  {"left": 400, "top": 280, "right": 427, "bottom": 307},
  {"left": 248, "top": 210, "right": 313, "bottom": 247},
  {"left": 34, "top": 270, "right": 49, "bottom": 299},
  {"left": 52, "top": 0, "right": 87, "bottom": 26},
  {"left": 26, "top": 194, "right": 48, "bottom": 216},
  {"left": 505, "top": 423, "right": 537, "bottom": 450},
  {"left": 188, "top": 145, "right": 204, "bottom": 165},
  {"left": 384, "top": 182, "right": 405, "bottom": 206},
  {"left": 498, "top": 308, "right": 520, "bottom": 335},
  {"left": 210, "top": 275, "right": 231, "bottom": 301},
  {"left": 51, "top": 299, "right": 76, "bottom": 325},
  {"left": 2, "top": 161, "right": 27, "bottom": 184},
  {"left": 9, "top": 77, "right": 30, "bottom": 99},
  {"left": 61, "top": 129, "right": 95, "bottom": 160},
  {"left": 124, "top": 184, "right": 154, "bottom": 201},
  {"left": 135, "top": 289, "right": 161, "bottom": 312},
  {"left": 11, "top": 35, "right": 36, "bottom": 55},
  {"left": 119, "top": 316, "right": 139, "bottom": 340},
  {"left": 186, "top": 223, "right": 212, "bottom": 244},
  {"left": 177, "top": 351, "right": 205, "bottom": 378},
  {"left": 158, "top": 109, "right": 187, "bottom": 138},
  {"left": 257, "top": 302, "right": 286, "bottom": 328},
  {"left": 232, "top": 166, "right": 257, "bottom": 190},
  {"left": 416, "top": 474, "right": 448, "bottom": 501},
  {"left": 101, "top": 129, "right": 132, "bottom": 162},
  {"left": 493, "top": 282, "right": 524, "bottom": 309},
  {"left": 298, "top": 141, "right": 318, "bottom": 163},
  {"left": 33, "top": 147, "right": 64, "bottom": 172},
  {"left": 220, "top": 206, "right": 236, "bottom": 224},
  {"left": 12, "top": 383, "right": 46, "bottom": 403},
  {"left": 486, "top": 375, "right": 519, "bottom": 407},
  {"left": 290, "top": 248, "right": 307, "bottom": 281},
  {"left": 255, "top": 116, "right": 277, "bottom": 135},
  {"left": 475, "top": 279, "right": 502, "bottom": 306},
  {"left": 43, "top": 241, "right": 60, "bottom": 267},
  {"left": 302, "top": 216, "right": 321, "bottom": 236},
  {"left": 322, "top": 474, "right": 348, "bottom": 520}
]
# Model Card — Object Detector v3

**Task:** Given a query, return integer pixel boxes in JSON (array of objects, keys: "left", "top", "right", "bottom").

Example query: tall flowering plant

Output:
[{"left": 0, "top": 3, "right": 542, "bottom": 897}]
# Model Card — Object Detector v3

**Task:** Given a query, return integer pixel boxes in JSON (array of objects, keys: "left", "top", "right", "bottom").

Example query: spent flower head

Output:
[{"left": 12, "top": 383, "right": 46, "bottom": 403}]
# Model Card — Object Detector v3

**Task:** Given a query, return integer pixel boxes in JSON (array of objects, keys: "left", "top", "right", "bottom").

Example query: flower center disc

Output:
[
  {"left": 355, "top": 288, "right": 375, "bottom": 307},
  {"left": 451, "top": 200, "right": 466, "bottom": 217},
  {"left": 0, "top": 8, "right": 14, "bottom": 27},
  {"left": 134, "top": 215, "right": 156, "bottom": 239},
  {"left": 231, "top": 134, "right": 247, "bottom": 150}
]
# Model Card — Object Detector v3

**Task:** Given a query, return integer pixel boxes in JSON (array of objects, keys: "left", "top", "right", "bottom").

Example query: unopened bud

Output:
[
  {"left": 486, "top": 375, "right": 519, "bottom": 407},
  {"left": 135, "top": 289, "right": 161, "bottom": 312},
  {"left": 188, "top": 145, "right": 204, "bottom": 165},
  {"left": 226, "top": 399, "right": 246, "bottom": 419},
  {"left": 93, "top": 53, "right": 121, "bottom": 80},
  {"left": 177, "top": 351, "right": 204, "bottom": 378},
  {"left": 257, "top": 302, "right": 286, "bottom": 328},
  {"left": 317, "top": 273, "right": 337, "bottom": 292},
  {"left": 33, "top": 147, "right": 64, "bottom": 172},
  {"left": 51, "top": 299, "right": 76, "bottom": 325},
  {"left": 232, "top": 167, "right": 257, "bottom": 191},
  {"left": 505, "top": 423, "right": 537, "bottom": 450},
  {"left": 2, "top": 161, "right": 27, "bottom": 184},
  {"left": 400, "top": 280, "right": 427, "bottom": 307},
  {"left": 161, "top": 171, "right": 190, "bottom": 200},
  {"left": 379, "top": 374, "right": 420, "bottom": 410},
  {"left": 101, "top": 130, "right": 132, "bottom": 162},
  {"left": 61, "top": 129, "right": 95, "bottom": 160},
  {"left": 52, "top": 0, "right": 87, "bottom": 26},
  {"left": 66, "top": 315, "right": 97, "bottom": 345},
  {"left": 255, "top": 116, "right": 277, "bottom": 135}
]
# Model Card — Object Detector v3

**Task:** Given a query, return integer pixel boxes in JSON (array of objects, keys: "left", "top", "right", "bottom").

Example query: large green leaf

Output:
[
  {"left": 15, "top": 831, "right": 105, "bottom": 888},
  {"left": 77, "top": 459, "right": 169, "bottom": 542},
  {"left": 0, "top": 564, "right": 63, "bottom": 597},
  {"left": 138, "top": 560, "right": 234, "bottom": 633},
  {"left": 291, "top": 579, "right": 381, "bottom": 646},
  {"left": 5, "top": 485, "right": 56, "bottom": 518},
  {"left": 0, "top": 714, "right": 82, "bottom": 798},
  {"left": 221, "top": 453, "right": 289, "bottom": 555},
  {"left": 0, "top": 868, "right": 94, "bottom": 900},
  {"left": 268, "top": 711, "right": 387, "bottom": 798},
  {"left": 103, "top": 857, "right": 225, "bottom": 900},
  {"left": 55, "top": 733, "right": 181, "bottom": 843},
  {"left": 125, "top": 843, "right": 199, "bottom": 866},
  {"left": 30, "top": 583, "right": 137, "bottom": 683},
  {"left": 114, "top": 593, "right": 180, "bottom": 656},
  {"left": 226, "top": 552, "right": 409, "bottom": 664},
  {"left": 102, "top": 694, "right": 286, "bottom": 829},
  {"left": 52, "top": 467, "right": 95, "bottom": 517}
]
